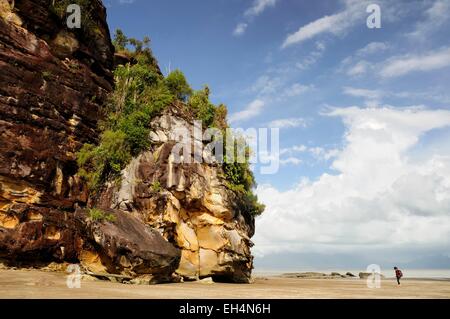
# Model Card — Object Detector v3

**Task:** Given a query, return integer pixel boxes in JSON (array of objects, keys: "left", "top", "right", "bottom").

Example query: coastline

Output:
[{"left": 1, "top": 268, "right": 449, "bottom": 299}]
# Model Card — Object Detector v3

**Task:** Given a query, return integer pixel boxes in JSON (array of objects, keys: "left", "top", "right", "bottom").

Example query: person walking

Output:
[{"left": 394, "top": 267, "right": 403, "bottom": 285}]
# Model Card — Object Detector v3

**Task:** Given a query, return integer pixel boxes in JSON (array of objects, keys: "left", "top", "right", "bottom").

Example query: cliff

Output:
[
  {"left": 98, "top": 106, "right": 255, "bottom": 282},
  {"left": 0, "top": 0, "right": 256, "bottom": 283}
]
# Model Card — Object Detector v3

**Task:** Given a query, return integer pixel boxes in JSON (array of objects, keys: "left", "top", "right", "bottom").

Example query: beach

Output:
[{"left": 0, "top": 269, "right": 449, "bottom": 299}]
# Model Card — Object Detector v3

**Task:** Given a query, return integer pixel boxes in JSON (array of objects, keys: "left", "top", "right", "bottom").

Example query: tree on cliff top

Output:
[{"left": 165, "top": 69, "right": 193, "bottom": 102}]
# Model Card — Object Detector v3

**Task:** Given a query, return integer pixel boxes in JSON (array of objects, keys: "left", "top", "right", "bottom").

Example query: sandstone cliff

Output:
[
  {"left": 0, "top": 0, "right": 256, "bottom": 283},
  {"left": 98, "top": 106, "right": 255, "bottom": 282},
  {"left": 0, "top": 0, "right": 114, "bottom": 260}
]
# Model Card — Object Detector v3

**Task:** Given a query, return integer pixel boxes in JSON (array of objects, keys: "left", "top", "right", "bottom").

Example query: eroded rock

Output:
[{"left": 99, "top": 106, "right": 255, "bottom": 283}]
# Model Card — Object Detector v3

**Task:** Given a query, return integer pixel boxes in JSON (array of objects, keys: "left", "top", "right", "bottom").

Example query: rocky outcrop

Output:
[
  {"left": 98, "top": 106, "right": 255, "bottom": 283},
  {"left": 0, "top": 1, "right": 255, "bottom": 283},
  {"left": 0, "top": 0, "right": 113, "bottom": 215},
  {"left": 0, "top": 0, "right": 112, "bottom": 259}
]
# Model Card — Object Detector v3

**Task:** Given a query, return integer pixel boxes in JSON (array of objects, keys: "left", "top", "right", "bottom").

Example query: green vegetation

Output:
[
  {"left": 223, "top": 143, "right": 265, "bottom": 217},
  {"left": 76, "top": 29, "right": 264, "bottom": 216},
  {"left": 189, "top": 86, "right": 217, "bottom": 127},
  {"left": 41, "top": 71, "right": 53, "bottom": 81},
  {"left": 165, "top": 69, "right": 192, "bottom": 101},
  {"left": 88, "top": 208, "right": 116, "bottom": 223},
  {"left": 151, "top": 180, "right": 161, "bottom": 193}
]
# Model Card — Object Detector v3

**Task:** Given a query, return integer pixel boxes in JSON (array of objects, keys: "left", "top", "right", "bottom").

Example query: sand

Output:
[{"left": 0, "top": 269, "right": 449, "bottom": 299}]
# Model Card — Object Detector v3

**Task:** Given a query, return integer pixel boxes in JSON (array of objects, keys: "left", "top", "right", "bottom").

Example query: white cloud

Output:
[
  {"left": 309, "top": 147, "right": 340, "bottom": 161},
  {"left": 254, "top": 106, "right": 450, "bottom": 256},
  {"left": 245, "top": 0, "right": 277, "bottom": 18},
  {"left": 280, "top": 145, "right": 308, "bottom": 155},
  {"left": 296, "top": 41, "right": 326, "bottom": 70},
  {"left": 380, "top": 47, "right": 450, "bottom": 78},
  {"left": 229, "top": 99, "right": 265, "bottom": 123},
  {"left": 346, "top": 60, "right": 370, "bottom": 76},
  {"left": 268, "top": 118, "right": 308, "bottom": 128},
  {"left": 251, "top": 75, "right": 283, "bottom": 95},
  {"left": 408, "top": 0, "right": 450, "bottom": 39},
  {"left": 250, "top": 75, "right": 312, "bottom": 102},
  {"left": 234, "top": 0, "right": 278, "bottom": 36},
  {"left": 338, "top": 42, "right": 387, "bottom": 78},
  {"left": 280, "top": 157, "right": 302, "bottom": 166},
  {"left": 233, "top": 23, "right": 248, "bottom": 36},
  {"left": 282, "top": 83, "right": 313, "bottom": 97},
  {"left": 356, "top": 42, "right": 389, "bottom": 56},
  {"left": 343, "top": 86, "right": 450, "bottom": 107},
  {"left": 343, "top": 87, "right": 383, "bottom": 100},
  {"left": 282, "top": 0, "right": 368, "bottom": 48},
  {"left": 343, "top": 86, "right": 383, "bottom": 107}
]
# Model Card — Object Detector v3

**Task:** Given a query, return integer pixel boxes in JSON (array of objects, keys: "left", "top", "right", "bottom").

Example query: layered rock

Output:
[
  {"left": 0, "top": 0, "right": 255, "bottom": 283},
  {"left": 0, "top": 0, "right": 113, "bottom": 211},
  {"left": 99, "top": 106, "right": 255, "bottom": 283},
  {"left": 0, "top": 0, "right": 113, "bottom": 260}
]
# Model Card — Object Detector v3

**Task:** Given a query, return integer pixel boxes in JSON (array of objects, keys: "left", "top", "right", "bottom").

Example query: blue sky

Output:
[{"left": 105, "top": 0, "right": 450, "bottom": 269}]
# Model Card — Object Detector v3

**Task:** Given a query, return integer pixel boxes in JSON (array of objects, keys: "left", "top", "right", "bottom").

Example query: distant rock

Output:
[
  {"left": 346, "top": 272, "right": 356, "bottom": 277},
  {"left": 281, "top": 272, "right": 347, "bottom": 279},
  {"left": 359, "top": 272, "right": 385, "bottom": 279}
]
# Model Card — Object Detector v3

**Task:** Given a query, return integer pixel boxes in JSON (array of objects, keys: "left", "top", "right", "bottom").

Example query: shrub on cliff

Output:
[
  {"left": 188, "top": 86, "right": 217, "bottom": 127},
  {"left": 165, "top": 69, "right": 193, "bottom": 102}
]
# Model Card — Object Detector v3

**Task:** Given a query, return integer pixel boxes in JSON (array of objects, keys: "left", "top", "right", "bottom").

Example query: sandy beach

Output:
[{"left": 0, "top": 269, "right": 449, "bottom": 299}]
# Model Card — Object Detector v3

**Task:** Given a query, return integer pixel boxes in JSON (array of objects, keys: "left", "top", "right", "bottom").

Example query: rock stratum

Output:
[{"left": 0, "top": 0, "right": 255, "bottom": 283}]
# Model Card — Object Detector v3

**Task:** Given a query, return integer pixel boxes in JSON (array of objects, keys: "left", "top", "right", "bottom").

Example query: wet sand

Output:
[{"left": 0, "top": 269, "right": 449, "bottom": 299}]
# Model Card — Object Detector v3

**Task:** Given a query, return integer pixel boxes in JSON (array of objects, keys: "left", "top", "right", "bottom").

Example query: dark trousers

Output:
[{"left": 396, "top": 276, "right": 401, "bottom": 285}]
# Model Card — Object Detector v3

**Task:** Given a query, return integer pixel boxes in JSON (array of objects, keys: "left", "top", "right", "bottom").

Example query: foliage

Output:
[
  {"left": 164, "top": 69, "right": 192, "bottom": 102},
  {"left": 88, "top": 208, "right": 116, "bottom": 223},
  {"left": 188, "top": 86, "right": 217, "bottom": 127},
  {"left": 112, "top": 29, "right": 128, "bottom": 51},
  {"left": 77, "top": 130, "right": 131, "bottom": 190},
  {"left": 76, "top": 31, "right": 265, "bottom": 216},
  {"left": 41, "top": 71, "right": 53, "bottom": 81},
  {"left": 222, "top": 134, "right": 265, "bottom": 217},
  {"left": 151, "top": 180, "right": 161, "bottom": 193}
]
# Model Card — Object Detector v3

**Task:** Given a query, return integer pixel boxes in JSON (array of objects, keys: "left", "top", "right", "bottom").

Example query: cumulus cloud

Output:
[{"left": 253, "top": 107, "right": 450, "bottom": 257}]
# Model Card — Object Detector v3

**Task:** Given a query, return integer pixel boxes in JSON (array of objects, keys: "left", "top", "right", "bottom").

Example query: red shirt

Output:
[{"left": 395, "top": 269, "right": 403, "bottom": 278}]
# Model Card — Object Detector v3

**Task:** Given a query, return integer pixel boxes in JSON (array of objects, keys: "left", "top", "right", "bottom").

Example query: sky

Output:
[{"left": 104, "top": 0, "right": 450, "bottom": 270}]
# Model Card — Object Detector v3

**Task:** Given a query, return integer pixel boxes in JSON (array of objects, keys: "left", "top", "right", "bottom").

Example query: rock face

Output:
[
  {"left": 0, "top": 0, "right": 114, "bottom": 262},
  {"left": 0, "top": 0, "right": 113, "bottom": 209},
  {"left": 99, "top": 106, "right": 255, "bottom": 283}
]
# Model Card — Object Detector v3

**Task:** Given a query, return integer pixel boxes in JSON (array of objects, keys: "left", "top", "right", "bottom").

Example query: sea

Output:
[{"left": 254, "top": 268, "right": 450, "bottom": 279}]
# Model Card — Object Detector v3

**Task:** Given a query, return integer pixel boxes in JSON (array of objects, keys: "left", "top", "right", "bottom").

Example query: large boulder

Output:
[{"left": 76, "top": 209, "right": 181, "bottom": 279}]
